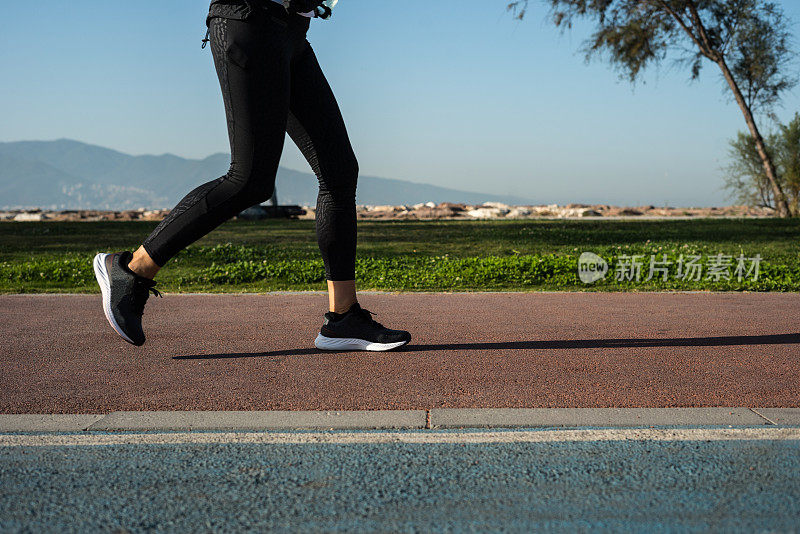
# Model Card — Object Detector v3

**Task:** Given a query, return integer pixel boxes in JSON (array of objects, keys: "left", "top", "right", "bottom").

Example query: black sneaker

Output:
[
  {"left": 314, "top": 302, "right": 411, "bottom": 352},
  {"left": 92, "top": 251, "right": 162, "bottom": 346}
]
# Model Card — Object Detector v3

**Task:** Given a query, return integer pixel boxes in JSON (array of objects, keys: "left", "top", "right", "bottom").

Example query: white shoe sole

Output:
[
  {"left": 314, "top": 334, "right": 409, "bottom": 352},
  {"left": 93, "top": 253, "right": 136, "bottom": 345}
]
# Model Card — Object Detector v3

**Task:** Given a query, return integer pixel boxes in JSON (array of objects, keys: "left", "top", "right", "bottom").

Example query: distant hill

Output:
[{"left": 0, "top": 139, "right": 535, "bottom": 210}]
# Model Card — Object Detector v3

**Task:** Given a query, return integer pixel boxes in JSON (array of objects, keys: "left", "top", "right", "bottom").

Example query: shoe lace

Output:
[
  {"left": 354, "top": 306, "right": 385, "bottom": 330},
  {"left": 132, "top": 279, "right": 162, "bottom": 317}
]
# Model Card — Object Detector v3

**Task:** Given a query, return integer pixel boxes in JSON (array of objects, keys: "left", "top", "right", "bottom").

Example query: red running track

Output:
[{"left": 1, "top": 292, "right": 798, "bottom": 413}]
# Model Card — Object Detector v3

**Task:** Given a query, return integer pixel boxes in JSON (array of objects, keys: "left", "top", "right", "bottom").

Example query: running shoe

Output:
[
  {"left": 92, "top": 251, "right": 162, "bottom": 346},
  {"left": 314, "top": 302, "right": 411, "bottom": 351}
]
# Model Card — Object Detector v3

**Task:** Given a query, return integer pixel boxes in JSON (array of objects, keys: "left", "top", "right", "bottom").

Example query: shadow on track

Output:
[{"left": 173, "top": 332, "right": 800, "bottom": 360}]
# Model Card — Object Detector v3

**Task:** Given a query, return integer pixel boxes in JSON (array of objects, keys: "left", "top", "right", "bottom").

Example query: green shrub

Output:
[{"left": 0, "top": 256, "right": 93, "bottom": 285}]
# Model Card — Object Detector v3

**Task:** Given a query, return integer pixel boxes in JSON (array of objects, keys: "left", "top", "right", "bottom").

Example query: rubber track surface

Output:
[{"left": 1, "top": 293, "right": 798, "bottom": 413}]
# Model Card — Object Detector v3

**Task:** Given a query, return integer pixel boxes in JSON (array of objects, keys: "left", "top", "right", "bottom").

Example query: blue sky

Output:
[{"left": 1, "top": 1, "right": 799, "bottom": 206}]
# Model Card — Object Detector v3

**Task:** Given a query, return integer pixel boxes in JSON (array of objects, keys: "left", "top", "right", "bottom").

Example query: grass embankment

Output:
[{"left": 1, "top": 219, "right": 799, "bottom": 293}]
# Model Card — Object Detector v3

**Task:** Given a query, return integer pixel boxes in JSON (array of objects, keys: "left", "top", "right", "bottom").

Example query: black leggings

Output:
[{"left": 142, "top": 4, "right": 357, "bottom": 280}]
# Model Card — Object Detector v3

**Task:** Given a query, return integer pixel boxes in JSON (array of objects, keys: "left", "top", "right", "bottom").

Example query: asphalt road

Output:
[
  {"left": 2, "top": 292, "right": 799, "bottom": 413},
  {"left": 1, "top": 429, "right": 798, "bottom": 533}
]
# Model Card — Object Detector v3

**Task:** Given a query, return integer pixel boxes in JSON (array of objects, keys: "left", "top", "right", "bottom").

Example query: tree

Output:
[
  {"left": 509, "top": 0, "right": 798, "bottom": 216},
  {"left": 724, "top": 131, "right": 775, "bottom": 210},
  {"left": 776, "top": 112, "right": 800, "bottom": 213},
  {"left": 725, "top": 113, "right": 800, "bottom": 214}
]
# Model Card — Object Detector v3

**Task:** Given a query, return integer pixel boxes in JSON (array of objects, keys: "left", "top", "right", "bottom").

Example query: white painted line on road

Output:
[{"left": 1, "top": 427, "right": 799, "bottom": 447}]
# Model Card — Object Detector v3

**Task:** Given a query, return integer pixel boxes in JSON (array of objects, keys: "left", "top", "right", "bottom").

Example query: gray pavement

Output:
[{"left": 1, "top": 428, "right": 799, "bottom": 532}]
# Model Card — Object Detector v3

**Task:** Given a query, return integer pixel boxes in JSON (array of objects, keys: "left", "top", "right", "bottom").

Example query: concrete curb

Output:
[
  {"left": 86, "top": 410, "right": 427, "bottom": 431},
  {"left": 1, "top": 408, "right": 799, "bottom": 433},
  {"left": 429, "top": 407, "right": 772, "bottom": 428},
  {"left": 0, "top": 414, "right": 106, "bottom": 432},
  {"left": 751, "top": 408, "right": 800, "bottom": 426}
]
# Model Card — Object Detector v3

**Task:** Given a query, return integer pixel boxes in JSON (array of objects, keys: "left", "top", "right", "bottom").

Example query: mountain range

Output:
[{"left": 0, "top": 139, "right": 534, "bottom": 210}]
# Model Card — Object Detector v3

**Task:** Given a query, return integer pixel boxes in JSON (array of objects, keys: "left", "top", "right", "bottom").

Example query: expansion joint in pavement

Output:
[{"left": 749, "top": 408, "right": 778, "bottom": 425}]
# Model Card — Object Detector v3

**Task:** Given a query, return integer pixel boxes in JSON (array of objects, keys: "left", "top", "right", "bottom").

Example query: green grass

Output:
[{"left": 1, "top": 218, "right": 799, "bottom": 293}]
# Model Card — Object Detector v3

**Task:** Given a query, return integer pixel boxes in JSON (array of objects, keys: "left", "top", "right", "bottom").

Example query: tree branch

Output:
[
  {"left": 686, "top": 1, "right": 720, "bottom": 59},
  {"left": 720, "top": 2, "right": 746, "bottom": 55},
  {"left": 648, "top": 0, "right": 713, "bottom": 57}
]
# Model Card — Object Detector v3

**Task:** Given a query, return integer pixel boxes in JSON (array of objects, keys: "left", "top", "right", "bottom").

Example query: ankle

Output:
[
  {"left": 127, "top": 248, "right": 160, "bottom": 280},
  {"left": 127, "top": 261, "right": 156, "bottom": 280},
  {"left": 330, "top": 300, "right": 357, "bottom": 314},
  {"left": 327, "top": 279, "right": 357, "bottom": 314}
]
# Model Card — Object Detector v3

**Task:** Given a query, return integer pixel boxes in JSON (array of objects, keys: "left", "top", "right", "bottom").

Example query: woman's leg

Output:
[
  {"left": 327, "top": 280, "right": 357, "bottom": 314},
  {"left": 135, "top": 14, "right": 294, "bottom": 275},
  {"left": 286, "top": 43, "right": 359, "bottom": 313}
]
